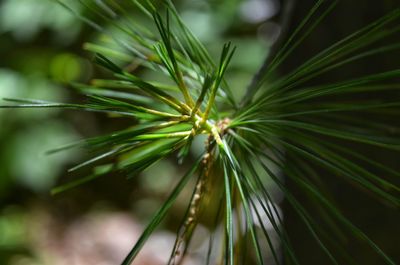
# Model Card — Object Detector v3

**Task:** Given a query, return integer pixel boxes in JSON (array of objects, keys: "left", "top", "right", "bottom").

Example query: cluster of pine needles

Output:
[{"left": 1, "top": 0, "right": 400, "bottom": 264}]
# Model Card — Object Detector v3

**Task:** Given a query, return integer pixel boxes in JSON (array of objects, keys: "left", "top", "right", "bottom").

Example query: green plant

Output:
[{"left": 1, "top": 0, "right": 399, "bottom": 264}]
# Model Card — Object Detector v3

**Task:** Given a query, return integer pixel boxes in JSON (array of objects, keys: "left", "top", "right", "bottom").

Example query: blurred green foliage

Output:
[{"left": 0, "top": 0, "right": 81, "bottom": 42}]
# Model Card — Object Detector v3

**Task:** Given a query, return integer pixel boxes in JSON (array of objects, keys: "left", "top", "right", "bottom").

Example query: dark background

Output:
[{"left": 283, "top": 1, "right": 400, "bottom": 264}]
